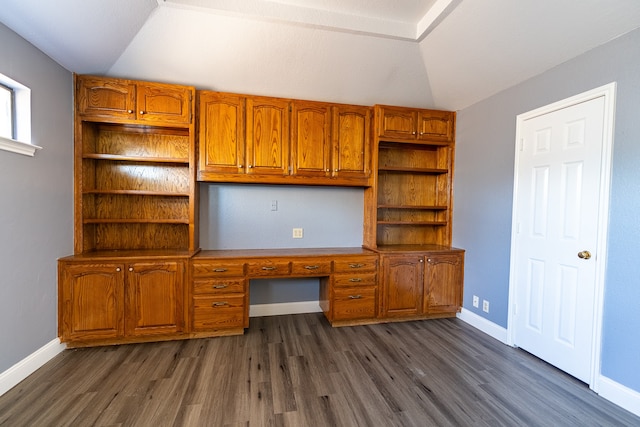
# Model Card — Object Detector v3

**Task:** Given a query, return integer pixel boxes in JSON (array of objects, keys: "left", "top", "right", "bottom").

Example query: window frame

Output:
[{"left": 0, "top": 73, "right": 40, "bottom": 157}]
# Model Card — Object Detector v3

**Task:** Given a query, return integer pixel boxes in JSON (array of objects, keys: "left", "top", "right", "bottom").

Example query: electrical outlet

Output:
[
  {"left": 292, "top": 228, "right": 303, "bottom": 238},
  {"left": 482, "top": 300, "right": 490, "bottom": 313},
  {"left": 472, "top": 295, "right": 479, "bottom": 308}
]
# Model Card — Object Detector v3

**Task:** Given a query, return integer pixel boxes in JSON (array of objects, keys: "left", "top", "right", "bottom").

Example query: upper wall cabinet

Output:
[
  {"left": 291, "top": 100, "right": 332, "bottom": 178},
  {"left": 77, "top": 76, "right": 193, "bottom": 125},
  {"left": 197, "top": 91, "right": 372, "bottom": 187},
  {"left": 246, "top": 96, "right": 291, "bottom": 177},
  {"left": 332, "top": 104, "right": 372, "bottom": 181},
  {"left": 198, "top": 92, "right": 245, "bottom": 175},
  {"left": 376, "top": 105, "right": 454, "bottom": 143}
]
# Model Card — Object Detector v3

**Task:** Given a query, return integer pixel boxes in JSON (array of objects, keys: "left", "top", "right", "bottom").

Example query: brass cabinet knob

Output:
[{"left": 578, "top": 250, "right": 592, "bottom": 260}]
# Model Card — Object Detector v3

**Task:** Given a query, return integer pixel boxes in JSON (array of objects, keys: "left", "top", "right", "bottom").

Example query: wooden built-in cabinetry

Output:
[
  {"left": 365, "top": 105, "right": 463, "bottom": 323},
  {"left": 59, "top": 75, "right": 198, "bottom": 347},
  {"left": 58, "top": 253, "right": 188, "bottom": 346},
  {"left": 197, "top": 91, "right": 372, "bottom": 186},
  {"left": 59, "top": 75, "right": 464, "bottom": 347},
  {"left": 380, "top": 247, "right": 464, "bottom": 320}
]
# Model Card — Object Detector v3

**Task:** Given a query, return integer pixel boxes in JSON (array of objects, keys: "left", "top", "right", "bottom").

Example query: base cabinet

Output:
[
  {"left": 59, "top": 258, "right": 186, "bottom": 346},
  {"left": 380, "top": 249, "right": 464, "bottom": 320}
]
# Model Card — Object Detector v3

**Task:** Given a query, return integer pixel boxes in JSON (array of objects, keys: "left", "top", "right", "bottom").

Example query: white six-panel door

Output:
[{"left": 509, "top": 84, "right": 615, "bottom": 386}]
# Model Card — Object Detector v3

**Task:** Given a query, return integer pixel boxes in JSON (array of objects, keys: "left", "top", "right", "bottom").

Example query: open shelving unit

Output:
[
  {"left": 364, "top": 106, "right": 455, "bottom": 249},
  {"left": 76, "top": 121, "right": 197, "bottom": 252}
]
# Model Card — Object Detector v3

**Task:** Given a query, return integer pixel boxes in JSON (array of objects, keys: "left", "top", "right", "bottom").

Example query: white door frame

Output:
[{"left": 507, "top": 82, "right": 617, "bottom": 392}]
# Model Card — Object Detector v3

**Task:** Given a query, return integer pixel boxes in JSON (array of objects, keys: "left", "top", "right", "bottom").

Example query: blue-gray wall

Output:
[
  {"left": 454, "top": 27, "right": 640, "bottom": 392},
  {"left": 199, "top": 184, "right": 364, "bottom": 304},
  {"left": 0, "top": 23, "right": 73, "bottom": 372}
]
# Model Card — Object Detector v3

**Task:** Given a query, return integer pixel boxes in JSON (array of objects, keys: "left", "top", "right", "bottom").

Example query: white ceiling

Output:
[{"left": 1, "top": 0, "right": 640, "bottom": 110}]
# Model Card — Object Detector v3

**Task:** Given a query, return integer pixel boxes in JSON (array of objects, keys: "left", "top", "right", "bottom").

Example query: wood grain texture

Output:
[{"left": 2, "top": 315, "right": 637, "bottom": 426}]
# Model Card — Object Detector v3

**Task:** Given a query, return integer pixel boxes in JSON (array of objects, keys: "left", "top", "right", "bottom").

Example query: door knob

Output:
[{"left": 578, "top": 250, "right": 591, "bottom": 260}]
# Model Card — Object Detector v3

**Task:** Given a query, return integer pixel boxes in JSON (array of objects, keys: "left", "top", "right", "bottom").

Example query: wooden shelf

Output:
[
  {"left": 377, "top": 221, "right": 448, "bottom": 226},
  {"left": 83, "top": 153, "right": 189, "bottom": 164},
  {"left": 84, "top": 219, "right": 189, "bottom": 224},
  {"left": 378, "top": 205, "right": 448, "bottom": 210},
  {"left": 378, "top": 166, "right": 448, "bottom": 174},
  {"left": 83, "top": 190, "right": 190, "bottom": 197}
]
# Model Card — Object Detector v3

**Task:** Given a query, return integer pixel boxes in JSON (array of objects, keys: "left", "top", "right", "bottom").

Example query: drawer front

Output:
[
  {"left": 291, "top": 259, "right": 332, "bottom": 276},
  {"left": 193, "top": 278, "right": 246, "bottom": 295},
  {"left": 333, "top": 256, "right": 378, "bottom": 273},
  {"left": 333, "top": 272, "right": 377, "bottom": 287},
  {"left": 192, "top": 261, "right": 245, "bottom": 278},
  {"left": 333, "top": 287, "right": 377, "bottom": 320},
  {"left": 246, "top": 261, "right": 291, "bottom": 277},
  {"left": 192, "top": 295, "right": 246, "bottom": 330}
]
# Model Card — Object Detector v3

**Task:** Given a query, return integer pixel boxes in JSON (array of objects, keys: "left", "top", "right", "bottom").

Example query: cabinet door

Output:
[
  {"left": 291, "top": 100, "right": 331, "bottom": 178},
  {"left": 125, "top": 261, "right": 184, "bottom": 336},
  {"left": 246, "top": 96, "right": 290, "bottom": 176},
  {"left": 76, "top": 76, "right": 136, "bottom": 120},
  {"left": 377, "top": 106, "right": 416, "bottom": 139},
  {"left": 381, "top": 255, "right": 424, "bottom": 317},
  {"left": 198, "top": 92, "right": 245, "bottom": 175},
  {"left": 417, "top": 110, "right": 455, "bottom": 142},
  {"left": 423, "top": 253, "right": 463, "bottom": 314},
  {"left": 59, "top": 263, "right": 125, "bottom": 341},
  {"left": 332, "top": 105, "right": 371, "bottom": 181},
  {"left": 137, "top": 83, "right": 192, "bottom": 124}
]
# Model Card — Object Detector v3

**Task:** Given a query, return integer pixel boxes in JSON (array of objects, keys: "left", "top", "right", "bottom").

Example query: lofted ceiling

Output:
[{"left": 1, "top": 0, "right": 640, "bottom": 110}]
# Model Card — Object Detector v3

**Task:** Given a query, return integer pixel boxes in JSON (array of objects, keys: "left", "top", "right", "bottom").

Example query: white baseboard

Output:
[
  {"left": 0, "top": 338, "right": 66, "bottom": 397},
  {"left": 250, "top": 300, "right": 322, "bottom": 317},
  {"left": 457, "top": 308, "right": 508, "bottom": 344},
  {"left": 597, "top": 375, "right": 640, "bottom": 417}
]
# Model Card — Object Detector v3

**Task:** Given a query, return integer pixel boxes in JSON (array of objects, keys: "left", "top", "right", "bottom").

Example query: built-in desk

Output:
[{"left": 191, "top": 247, "right": 379, "bottom": 336}]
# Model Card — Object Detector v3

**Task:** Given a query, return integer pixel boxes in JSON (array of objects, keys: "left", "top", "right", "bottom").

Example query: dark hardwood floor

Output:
[{"left": 1, "top": 314, "right": 638, "bottom": 426}]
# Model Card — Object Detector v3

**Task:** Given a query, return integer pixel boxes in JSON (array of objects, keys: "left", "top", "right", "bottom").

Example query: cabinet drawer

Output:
[
  {"left": 192, "top": 261, "right": 245, "bottom": 278},
  {"left": 192, "top": 295, "right": 246, "bottom": 330},
  {"left": 334, "top": 257, "right": 378, "bottom": 273},
  {"left": 333, "top": 272, "right": 377, "bottom": 287},
  {"left": 193, "top": 278, "right": 246, "bottom": 295},
  {"left": 291, "top": 260, "right": 332, "bottom": 276},
  {"left": 333, "top": 287, "right": 377, "bottom": 320},
  {"left": 246, "top": 261, "right": 291, "bottom": 276}
]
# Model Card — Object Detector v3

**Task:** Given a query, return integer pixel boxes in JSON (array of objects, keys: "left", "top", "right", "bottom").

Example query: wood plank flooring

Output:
[{"left": 1, "top": 314, "right": 638, "bottom": 426}]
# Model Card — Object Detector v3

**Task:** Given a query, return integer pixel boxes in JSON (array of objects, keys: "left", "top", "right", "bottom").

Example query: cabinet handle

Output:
[
  {"left": 213, "top": 284, "right": 228, "bottom": 289},
  {"left": 127, "top": 110, "right": 133, "bottom": 114},
  {"left": 238, "top": 164, "right": 243, "bottom": 168},
  {"left": 349, "top": 263, "right": 364, "bottom": 268},
  {"left": 212, "top": 301, "right": 228, "bottom": 307},
  {"left": 349, "top": 278, "right": 362, "bottom": 282},
  {"left": 261, "top": 266, "right": 276, "bottom": 271},
  {"left": 348, "top": 295, "right": 362, "bottom": 299},
  {"left": 248, "top": 165, "right": 253, "bottom": 168},
  {"left": 116, "top": 267, "right": 121, "bottom": 272},
  {"left": 213, "top": 268, "right": 227, "bottom": 272},
  {"left": 304, "top": 265, "right": 319, "bottom": 270},
  {"left": 139, "top": 110, "right": 145, "bottom": 115},
  {"left": 129, "top": 267, "right": 134, "bottom": 272},
  {"left": 419, "top": 259, "right": 424, "bottom": 263}
]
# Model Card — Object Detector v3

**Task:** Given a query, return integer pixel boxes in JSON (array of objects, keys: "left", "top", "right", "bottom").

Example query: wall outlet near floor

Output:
[
  {"left": 472, "top": 295, "right": 479, "bottom": 308},
  {"left": 482, "top": 300, "right": 490, "bottom": 313},
  {"left": 292, "top": 228, "right": 303, "bottom": 238}
]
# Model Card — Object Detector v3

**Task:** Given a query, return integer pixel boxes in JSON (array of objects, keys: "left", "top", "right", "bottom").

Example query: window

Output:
[
  {"left": 0, "top": 73, "right": 39, "bottom": 156},
  {"left": 0, "top": 83, "right": 14, "bottom": 139}
]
